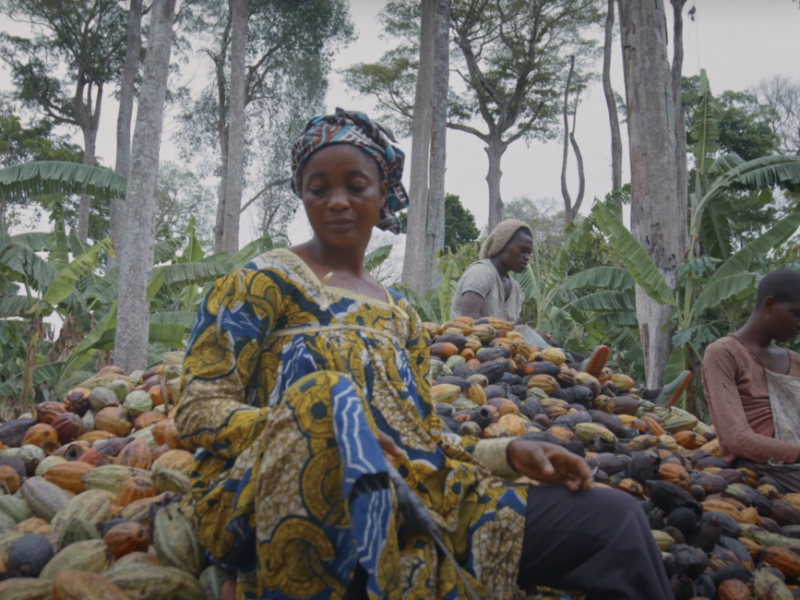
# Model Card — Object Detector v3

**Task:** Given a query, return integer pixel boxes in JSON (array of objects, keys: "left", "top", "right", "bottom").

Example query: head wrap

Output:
[
  {"left": 291, "top": 108, "right": 409, "bottom": 234},
  {"left": 480, "top": 219, "right": 532, "bottom": 260}
]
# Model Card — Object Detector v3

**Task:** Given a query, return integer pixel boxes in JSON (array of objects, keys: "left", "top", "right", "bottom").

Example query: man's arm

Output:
[
  {"left": 703, "top": 343, "right": 800, "bottom": 464},
  {"left": 460, "top": 291, "right": 486, "bottom": 320}
]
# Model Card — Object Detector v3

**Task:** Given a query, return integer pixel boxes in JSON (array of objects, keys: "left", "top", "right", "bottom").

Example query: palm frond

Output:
[
  {"left": 569, "top": 291, "right": 634, "bottom": 313},
  {"left": 364, "top": 244, "right": 393, "bottom": 274},
  {"left": 150, "top": 311, "right": 198, "bottom": 328},
  {"left": 725, "top": 155, "right": 800, "bottom": 189},
  {"left": 699, "top": 195, "right": 734, "bottom": 261},
  {"left": 154, "top": 237, "right": 184, "bottom": 265},
  {"left": 710, "top": 211, "right": 800, "bottom": 284},
  {"left": 156, "top": 262, "right": 231, "bottom": 289},
  {"left": 43, "top": 238, "right": 112, "bottom": 305},
  {"left": 0, "top": 161, "right": 127, "bottom": 201},
  {"left": 560, "top": 266, "right": 634, "bottom": 292},
  {"left": 591, "top": 202, "right": 676, "bottom": 306},
  {"left": 0, "top": 294, "right": 31, "bottom": 317}
]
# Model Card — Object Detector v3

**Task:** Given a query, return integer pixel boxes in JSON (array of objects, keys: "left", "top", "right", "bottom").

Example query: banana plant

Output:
[
  {"left": 0, "top": 215, "right": 112, "bottom": 409},
  {"left": 593, "top": 200, "right": 800, "bottom": 411}
]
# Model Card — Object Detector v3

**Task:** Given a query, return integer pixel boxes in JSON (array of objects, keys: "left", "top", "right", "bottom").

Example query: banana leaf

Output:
[
  {"left": 0, "top": 161, "right": 127, "bottom": 200},
  {"left": 591, "top": 202, "right": 676, "bottom": 307}
]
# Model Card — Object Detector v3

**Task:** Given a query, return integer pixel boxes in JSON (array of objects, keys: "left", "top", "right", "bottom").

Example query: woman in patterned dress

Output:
[{"left": 176, "top": 109, "right": 672, "bottom": 600}]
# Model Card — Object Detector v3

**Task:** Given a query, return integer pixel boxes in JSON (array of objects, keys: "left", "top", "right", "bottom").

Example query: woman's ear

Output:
[{"left": 380, "top": 180, "right": 389, "bottom": 206}]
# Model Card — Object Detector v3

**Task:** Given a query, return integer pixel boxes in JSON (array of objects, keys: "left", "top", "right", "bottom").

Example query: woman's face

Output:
[{"left": 301, "top": 144, "right": 388, "bottom": 250}]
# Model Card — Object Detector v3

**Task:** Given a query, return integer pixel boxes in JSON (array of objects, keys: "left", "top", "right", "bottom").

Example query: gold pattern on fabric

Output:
[{"left": 176, "top": 249, "right": 530, "bottom": 600}]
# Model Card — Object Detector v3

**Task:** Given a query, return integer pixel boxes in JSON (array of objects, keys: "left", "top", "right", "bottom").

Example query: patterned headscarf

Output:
[{"left": 291, "top": 108, "right": 409, "bottom": 234}]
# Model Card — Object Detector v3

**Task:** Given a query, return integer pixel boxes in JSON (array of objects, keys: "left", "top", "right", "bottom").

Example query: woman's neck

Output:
[
  {"left": 735, "top": 315, "right": 775, "bottom": 350},
  {"left": 299, "top": 238, "right": 367, "bottom": 277}
]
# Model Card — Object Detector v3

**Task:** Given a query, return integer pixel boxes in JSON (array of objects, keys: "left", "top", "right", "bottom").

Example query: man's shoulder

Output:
[
  {"left": 461, "top": 260, "right": 497, "bottom": 282},
  {"left": 705, "top": 336, "right": 738, "bottom": 358}
]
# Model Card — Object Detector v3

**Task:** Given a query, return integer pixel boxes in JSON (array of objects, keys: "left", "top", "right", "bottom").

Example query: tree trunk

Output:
[
  {"left": 485, "top": 139, "right": 507, "bottom": 232},
  {"left": 424, "top": 0, "right": 450, "bottom": 293},
  {"left": 618, "top": 0, "right": 686, "bottom": 388},
  {"left": 603, "top": 0, "right": 623, "bottom": 192},
  {"left": 115, "top": 0, "right": 177, "bottom": 373},
  {"left": 78, "top": 129, "right": 96, "bottom": 241},
  {"left": 401, "top": 0, "right": 435, "bottom": 294},
  {"left": 110, "top": 0, "right": 143, "bottom": 268},
  {"left": 671, "top": 0, "right": 689, "bottom": 236},
  {"left": 222, "top": 0, "right": 247, "bottom": 258}
]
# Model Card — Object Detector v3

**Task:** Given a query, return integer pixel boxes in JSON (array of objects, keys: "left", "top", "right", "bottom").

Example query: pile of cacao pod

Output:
[
  {"left": 0, "top": 352, "right": 230, "bottom": 600},
  {"left": 427, "top": 316, "right": 800, "bottom": 600}
]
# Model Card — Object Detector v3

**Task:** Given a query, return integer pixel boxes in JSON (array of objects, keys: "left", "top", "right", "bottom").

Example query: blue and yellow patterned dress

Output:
[{"left": 176, "top": 249, "right": 529, "bottom": 600}]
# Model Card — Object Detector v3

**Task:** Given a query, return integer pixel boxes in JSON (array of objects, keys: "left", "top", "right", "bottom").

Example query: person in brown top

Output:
[{"left": 703, "top": 269, "right": 800, "bottom": 491}]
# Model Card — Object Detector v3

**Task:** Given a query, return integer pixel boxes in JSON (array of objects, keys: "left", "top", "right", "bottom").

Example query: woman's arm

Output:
[
  {"left": 176, "top": 267, "right": 282, "bottom": 458},
  {"left": 703, "top": 343, "right": 800, "bottom": 464}
]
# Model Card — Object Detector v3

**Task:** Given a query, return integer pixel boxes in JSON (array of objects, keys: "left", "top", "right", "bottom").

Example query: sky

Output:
[{"left": 3, "top": 0, "right": 800, "bottom": 274}]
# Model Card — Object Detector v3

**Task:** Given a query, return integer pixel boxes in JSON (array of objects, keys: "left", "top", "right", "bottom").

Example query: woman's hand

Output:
[{"left": 507, "top": 440, "right": 593, "bottom": 492}]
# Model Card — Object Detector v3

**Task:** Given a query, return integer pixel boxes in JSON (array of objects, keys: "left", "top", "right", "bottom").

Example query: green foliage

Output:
[
  {"left": 399, "top": 194, "right": 479, "bottom": 252},
  {"left": 346, "top": 0, "right": 603, "bottom": 144}
]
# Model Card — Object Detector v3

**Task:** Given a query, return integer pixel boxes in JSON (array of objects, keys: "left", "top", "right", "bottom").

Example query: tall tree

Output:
[
  {"left": 110, "top": 0, "right": 143, "bottom": 266},
  {"left": 179, "top": 0, "right": 353, "bottom": 253},
  {"left": 671, "top": 0, "right": 689, "bottom": 242},
  {"left": 401, "top": 0, "right": 435, "bottom": 293},
  {"left": 221, "top": 0, "right": 247, "bottom": 257},
  {"left": 602, "top": 0, "right": 623, "bottom": 191},
  {"left": 115, "top": 0, "right": 177, "bottom": 373},
  {"left": 559, "top": 55, "right": 586, "bottom": 224},
  {"left": 756, "top": 75, "right": 800, "bottom": 156},
  {"left": 346, "top": 0, "right": 603, "bottom": 232},
  {"left": 618, "top": 0, "right": 687, "bottom": 387},
  {"left": 0, "top": 0, "right": 128, "bottom": 240},
  {"left": 424, "top": 0, "right": 450, "bottom": 292}
]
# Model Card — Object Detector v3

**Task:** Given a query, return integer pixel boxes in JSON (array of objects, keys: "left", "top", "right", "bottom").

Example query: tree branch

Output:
[
  {"left": 239, "top": 176, "right": 291, "bottom": 213},
  {"left": 560, "top": 55, "right": 575, "bottom": 220}
]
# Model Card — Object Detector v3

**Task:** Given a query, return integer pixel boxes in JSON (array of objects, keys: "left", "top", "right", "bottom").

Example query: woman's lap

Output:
[{"left": 519, "top": 485, "right": 672, "bottom": 600}]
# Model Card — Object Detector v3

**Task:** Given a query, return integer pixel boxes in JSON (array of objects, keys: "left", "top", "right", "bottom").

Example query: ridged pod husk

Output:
[
  {"left": 652, "top": 530, "right": 674, "bottom": 551},
  {"left": 703, "top": 499, "right": 758, "bottom": 524},
  {"left": 659, "top": 463, "right": 691, "bottom": 489},
  {"left": 0, "top": 577, "right": 53, "bottom": 600},
  {"left": 574, "top": 423, "right": 616, "bottom": 444},
  {"left": 116, "top": 476, "right": 156, "bottom": 507},
  {"left": 761, "top": 545, "right": 800, "bottom": 579},
  {"left": 44, "top": 461, "right": 94, "bottom": 494},
  {"left": 0, "top": 496, "right": 32, "bottom": 524},
  {"left": 21, "top": 477, "right": 70, "bottom": 522},
  {"left": 0, "top": 465, "right": 21, "bottom": 494},
  {"left": 40, "top": 539, "right": 115, "bottom": 578},
  {"left": 153, "top": 469, "right": 191, "bottom": 495},
  {"left": 82, "top": 464, "right": 145, "bottom": 494},
  {"left": 717, "top": 579, "right": 752, "bottom": 600},
  {"left": 744, "top": 529, "right": 800, "bottom": 552},
  {"left": 14, "top": 518, "right": 50, "bottom": 536},
  {"left": 103, "top": 521, "right": 149, "bottom": 558},
  {"left": 150, "top": 450, "right": 193, "bottom": 476},
  {"left": 50, "top": 489, "right": 114, "bottom": 537},
  {"left": 118, "top": 439, "right": 152, "bottom": 470},
  {"left": 200, "top": 565, "right": 229, "bottom": 600},
  {"left": 52, "top": 570, "right": 130, "bottom": 600},
  {"left": 59, "top": 517, "right": 101, "bottom": 548},
  {"left": 153, "top": 503, "right": 204, "bottom": 576},
  {"left": 105, "top": 563, "right": 206, "bottom": 600},
  {"left": 119, "top": 492, "right": 178, "bottom": 525},
  {"left": 753, "top": 569, "right": 793, "bottom": 600}
]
